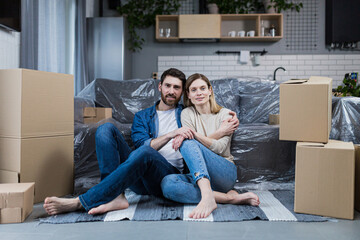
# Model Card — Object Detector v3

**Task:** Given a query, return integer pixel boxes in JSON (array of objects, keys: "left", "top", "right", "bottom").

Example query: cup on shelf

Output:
[
  {"left": 228, "top": 31, "right": 236, "bottom": 37},
  {"left": 165, "top": 28, "right": 171, "bottom": 38},
  {"left": 237, "top": 30, "right": 245, "bottom": 37},
  {"left": 159, "top": 28, "right": 164, "bottom": 37},
  {"left": 246, "top": 30, "right": 255, "bottom": 37}
]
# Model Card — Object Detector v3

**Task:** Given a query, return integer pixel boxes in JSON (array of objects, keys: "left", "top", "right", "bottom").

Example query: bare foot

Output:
[
  {"left": 189, "top": 194, "right": 217, "bottom": 219},
  {"left": 227, "top": 190, "right": 260, "bottom": 206},
  {"left": 88, "top": 193, "right": 129, "bottom": 215},
  {"left": 43, "top": 197, "right": 82, "bottom": 215}
]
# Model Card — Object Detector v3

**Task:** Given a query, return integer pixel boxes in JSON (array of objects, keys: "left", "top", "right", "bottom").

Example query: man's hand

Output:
[
  {"left": 228, "top": 111, "right": 240, "bottom": 129},
  {"left": 171, "top": 127, "right": 194, "bottom": 139},
  {"left": 172, "top": 135, "right": 185, "bottom": 151},
  {"left": 218, "top": 118, "right": 238, "bottom": 136}
]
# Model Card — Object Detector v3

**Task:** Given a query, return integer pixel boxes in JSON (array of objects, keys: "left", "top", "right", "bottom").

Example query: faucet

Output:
[{"left": 273, "top": 67, "right": 286, "bottom": 81}]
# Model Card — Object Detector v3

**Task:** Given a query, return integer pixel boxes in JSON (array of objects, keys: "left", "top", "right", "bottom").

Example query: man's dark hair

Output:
[{"left": 160, "top": 68, "right": 186, "bottom": 88}]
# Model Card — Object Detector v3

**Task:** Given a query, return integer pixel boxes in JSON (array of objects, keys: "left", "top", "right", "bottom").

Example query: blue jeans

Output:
[
  {"left": 79, "top": 123, "right": 179, "bottom": 211},
  {"left": 161, "top": 139, "right": 237, "bottom": 204}
]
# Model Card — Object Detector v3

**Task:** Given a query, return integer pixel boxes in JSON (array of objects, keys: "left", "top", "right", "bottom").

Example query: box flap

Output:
[
  {"left": 0, "top": 208, "right": 22, "bottom": 224},
  {"left": 282, "top": 79, "right": 308, "bottom": 84},
  {"left": 297, "top": 140, "right": 354, "bottom": 150},
  {"left": 308, "top": 76, "right": 332, "bottom": 85}
]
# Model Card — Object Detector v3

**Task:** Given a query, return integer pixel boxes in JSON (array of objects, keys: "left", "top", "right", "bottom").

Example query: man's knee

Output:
[{"left": 96, "top": 122, "right": 116, "bottom": 140}]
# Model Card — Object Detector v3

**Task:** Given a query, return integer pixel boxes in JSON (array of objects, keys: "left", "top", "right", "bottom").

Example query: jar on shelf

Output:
[{"left": 269, "top": 24, "right": 276, "bottom": 37}]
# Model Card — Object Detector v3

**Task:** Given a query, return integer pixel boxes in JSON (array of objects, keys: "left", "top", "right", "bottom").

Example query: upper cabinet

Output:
[{"left": 156, "top": 14, "right": 283, "bottom": 42}]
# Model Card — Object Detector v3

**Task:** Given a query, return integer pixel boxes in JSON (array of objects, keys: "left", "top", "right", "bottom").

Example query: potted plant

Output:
[
  {"left": 207, "top": 0, "right": 263, "bottom": 14},
  {"left": 263, "top": 0, "right": 303, "bottom": 13},
  {"left": 117, "top": 0, "right": 180, "bottom": 52},
  {"left": 334, "top": 73, "right": 360, "bottom": 97}
]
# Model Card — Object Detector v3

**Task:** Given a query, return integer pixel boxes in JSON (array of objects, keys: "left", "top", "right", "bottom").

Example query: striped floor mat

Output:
[{"left": 39, "top": 190, "right": 328, "bottom": 223}]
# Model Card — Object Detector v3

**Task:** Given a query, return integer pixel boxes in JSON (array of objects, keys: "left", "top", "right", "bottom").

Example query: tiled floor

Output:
[{"left": 1, "top": 203, "right": 359, "bottom": 240}]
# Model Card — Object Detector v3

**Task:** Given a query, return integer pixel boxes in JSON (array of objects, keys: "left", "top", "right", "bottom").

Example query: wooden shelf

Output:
[{"left": 155, "top": 14, "right": 283, "bottom": 42}]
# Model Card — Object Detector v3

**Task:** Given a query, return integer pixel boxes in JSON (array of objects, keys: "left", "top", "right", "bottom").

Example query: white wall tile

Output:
[{"left": 158, "top": 54, "right": 360, "bottom": 84}]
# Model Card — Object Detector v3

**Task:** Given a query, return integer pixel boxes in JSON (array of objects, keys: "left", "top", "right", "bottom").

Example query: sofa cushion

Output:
[
  {"left": 238, "top": 78, "right": 279, "bottom": 124},
  {"left": 211, "top": 78, "right": 241, "bottom": 116}
]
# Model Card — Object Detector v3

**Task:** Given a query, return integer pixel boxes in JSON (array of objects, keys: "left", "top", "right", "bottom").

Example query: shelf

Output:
[{"left": 155, "top": 14, "right": 283, "bottom": 42}]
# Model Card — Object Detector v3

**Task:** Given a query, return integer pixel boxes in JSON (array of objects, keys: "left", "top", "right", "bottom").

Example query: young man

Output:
[{"left": 43, "top": 68, "right": 193, "bottom": 215}]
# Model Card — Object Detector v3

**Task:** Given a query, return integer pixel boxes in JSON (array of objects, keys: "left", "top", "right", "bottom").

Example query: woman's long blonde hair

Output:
[{"left": 183, "top": 73, "right": 222, "bottom": 114}]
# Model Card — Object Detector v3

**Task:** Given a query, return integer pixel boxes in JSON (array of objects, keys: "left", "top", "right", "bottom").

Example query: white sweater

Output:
[{"left": 181, "top": 106, "right": 234, "bottom": 163}]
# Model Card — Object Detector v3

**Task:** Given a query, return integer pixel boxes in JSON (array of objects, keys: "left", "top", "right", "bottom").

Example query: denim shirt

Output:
[{"left": 131, "top": 100, "right": 184, "bottom": 149}]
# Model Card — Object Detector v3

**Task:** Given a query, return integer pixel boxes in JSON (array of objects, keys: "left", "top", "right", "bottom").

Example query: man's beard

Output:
[{"left": 161, "top": 92, "right": 180, "bottom": 107}]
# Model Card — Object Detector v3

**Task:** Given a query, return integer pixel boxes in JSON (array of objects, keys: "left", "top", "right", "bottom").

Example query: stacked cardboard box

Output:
[
  {"left": 280, "top": 76, "right": 356, "bottom": 220},
  {"left": 0, "top": 183, "right": 34, "bottom": 224},
  {"left": 83, "top": 107, "right": 112, "bottom": 124},
  {"left": 0, "top": 69, "right": 74, "bottom": 203}
]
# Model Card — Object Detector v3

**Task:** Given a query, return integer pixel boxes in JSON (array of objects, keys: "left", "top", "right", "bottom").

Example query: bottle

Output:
[
  {"left": 261, "top": 20, "right": 265, "bottom": 37},
  {"left": 270, "top": 24, "right": 276, "bottom": 37}
]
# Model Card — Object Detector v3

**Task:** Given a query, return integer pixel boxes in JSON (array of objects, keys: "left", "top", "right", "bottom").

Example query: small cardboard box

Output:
[
  {"left": 0, "top": 135, "right": 74, "bottom": 203},
  {"left": 294, "top": 140, "right": 355, "bottom": 219},
  {"left": 0, "top": 69, "right": 74, "bottom": 138},
  {"left": 0, "top": 182, "right": 34, "bottom": 224},
  {"left": 279, "top": 76, "right": 332, "bottom": 143},
  {"left": 355, "top": 145, "right": 360, "bottom": 212},
  {"left": 269, "top": 114, "right": 280, "bottom": 125},
  {"left": 83, "top": 107, "right": 112, "bottom": 124}
]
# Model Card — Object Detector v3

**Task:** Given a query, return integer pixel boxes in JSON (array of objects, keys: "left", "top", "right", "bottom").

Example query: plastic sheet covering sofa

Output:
[
  {"left": 330, "top": 96, "right": 360, "bottom": 144},
  {"left": 73, "top": 77, "right": 298, "bottom": 193}
]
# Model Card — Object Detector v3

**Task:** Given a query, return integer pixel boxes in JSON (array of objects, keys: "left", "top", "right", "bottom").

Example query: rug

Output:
[{"left": 39, "top": 190, "right": 329, "bottom": 223}]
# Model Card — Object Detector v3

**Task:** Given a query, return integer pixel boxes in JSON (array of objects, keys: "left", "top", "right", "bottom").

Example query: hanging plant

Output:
[{"left": 117, "top": 0, "right": 181, "bottom": 52}]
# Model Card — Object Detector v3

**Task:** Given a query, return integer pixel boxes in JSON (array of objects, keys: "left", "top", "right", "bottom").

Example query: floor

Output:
[{"left": 1, "top": 203, "right": 360, "bottom": 240}]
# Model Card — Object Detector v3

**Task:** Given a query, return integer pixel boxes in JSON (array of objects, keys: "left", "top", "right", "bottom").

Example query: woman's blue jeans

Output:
[
  {"left": 79, "top": 123, "right": 179, "bottom": 211},
  {"left": 161, "top": 139, "right": 237, "bottom": 204}
]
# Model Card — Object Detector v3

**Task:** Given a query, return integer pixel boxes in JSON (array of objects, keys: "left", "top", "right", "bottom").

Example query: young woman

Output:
[{"left": 161, "top": 73, "right": 260, "bottom": 219}]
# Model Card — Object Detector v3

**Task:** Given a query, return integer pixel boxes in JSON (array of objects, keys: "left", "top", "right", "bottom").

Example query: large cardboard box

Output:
[
  {"left": 0, "top": 183, "right": 34, "bottom": 224},
  {"left": 0, "top": 135, "right": 74, "bottom": 203},
  {"left": 355, "top": 145, "right": 360, "bottom": 211},
  {"left": 294, "top": 140, "right": 355, "bottom": 219},
  {"left": 279, "top": 76, "right": 332, "bottom": 143},
  {"left": 83, "top": 107, "right": 112, "bottom": 124},
  {"left": 0, "top": 69, "right": 74, "bottom": 138}
]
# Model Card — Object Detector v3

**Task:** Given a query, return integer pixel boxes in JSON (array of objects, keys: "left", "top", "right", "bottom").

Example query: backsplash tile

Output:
[{"left": 158, "top": 54, "right": 360, "bottom": 87}]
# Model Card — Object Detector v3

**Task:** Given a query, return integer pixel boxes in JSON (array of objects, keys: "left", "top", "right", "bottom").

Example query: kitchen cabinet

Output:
[{"left": 155, "top": 14, "right": 283, "bottom": 42}]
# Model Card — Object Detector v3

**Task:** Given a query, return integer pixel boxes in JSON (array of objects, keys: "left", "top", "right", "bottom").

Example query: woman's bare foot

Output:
[
  {"left": 43, "top": 197, "right": 82, "bottom": 215},
  {"left": 226, "top": 190, "right": 260, "bottom": 206},
  {"left": 189, "top": 192, "right": 217, "bottom": 219},
  {"left": 88, "top": 193, "right": 129, "bottom": 215}
]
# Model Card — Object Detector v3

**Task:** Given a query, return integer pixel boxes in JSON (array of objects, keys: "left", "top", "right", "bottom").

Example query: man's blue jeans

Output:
[
  {"left": 78, "top": 123, "right": 180, "bottom": 211},
  {"left": 161, "top": 139, "right": 237, "bottom": 204}
]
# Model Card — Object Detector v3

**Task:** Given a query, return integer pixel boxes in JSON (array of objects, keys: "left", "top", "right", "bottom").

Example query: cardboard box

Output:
[
  {"left": 83, "top": 107, "right": 112, "bottom": 124},
  {"left": 279, "top": 76, "right": 332, "bottom": 143},
  {"left": 0, "top": 69, "right": 74, "bottom": 138},
  {"left": 355, "top": 145, "right": 360, "bottom": 212},
  {"left": 294, "top": 140, "right": 355, "bottom": 219},
  {"left": 0, "top": 135, "right": 74, "bottom": 203},
  {"left": 0, "top": 183, "right": 34, "bottom": 224},
  {"left": 269, "top": 114, "right": 280, "bottom": 125}
]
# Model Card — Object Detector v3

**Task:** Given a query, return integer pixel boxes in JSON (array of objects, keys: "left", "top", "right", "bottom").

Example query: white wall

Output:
[
  {"left": 0, "top": 29, "right": 20, "bottom": 69},
  {"left": 158, "top": 54, "right": 360, "bottom": 88}
]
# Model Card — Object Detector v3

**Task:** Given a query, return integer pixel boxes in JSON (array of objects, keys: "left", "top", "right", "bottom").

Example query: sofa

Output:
[{"left": 73, "top": 77, "right": 360, "bottom": 194}]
